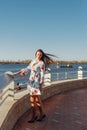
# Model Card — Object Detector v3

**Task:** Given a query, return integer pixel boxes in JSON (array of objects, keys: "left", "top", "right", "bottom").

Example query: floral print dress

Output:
[{"left": 25, "top": 60, "right": 45, "bottom": 95}]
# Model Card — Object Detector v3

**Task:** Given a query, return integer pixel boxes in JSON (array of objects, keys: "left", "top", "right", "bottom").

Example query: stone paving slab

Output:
[{"left": 13, "top": 87, "right": 87, "bottom": 130}]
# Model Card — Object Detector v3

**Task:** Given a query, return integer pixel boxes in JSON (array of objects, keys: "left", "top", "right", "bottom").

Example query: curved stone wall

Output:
[{"left": 1, "top": 78, "right": 87, "bottom": 130}]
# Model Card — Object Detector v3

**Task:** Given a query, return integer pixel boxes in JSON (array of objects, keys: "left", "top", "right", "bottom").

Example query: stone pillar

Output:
[
  {"left": 78, "top": 66, "right": 83, "bottom": 79},
  {"left": 44, "top": 72, "right": 51, "bottom": 86}
]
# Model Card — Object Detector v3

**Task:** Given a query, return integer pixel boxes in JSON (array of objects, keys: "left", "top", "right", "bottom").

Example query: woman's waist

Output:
[{"left": 28, "top": 80, "right": 40, "bottom": 88}]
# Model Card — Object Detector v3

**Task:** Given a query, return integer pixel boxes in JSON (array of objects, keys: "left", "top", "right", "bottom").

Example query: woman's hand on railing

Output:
[{"left": 20, "top": 69, "right": 26, "bottom": 77}]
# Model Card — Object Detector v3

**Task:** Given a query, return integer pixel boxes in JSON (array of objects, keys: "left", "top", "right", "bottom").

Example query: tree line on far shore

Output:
[
  {"left": 0, "top": 60, "right": 31, "bottom": 64},
  {"left": 0, "top": 60, "right": 87, "bottom": 64}
]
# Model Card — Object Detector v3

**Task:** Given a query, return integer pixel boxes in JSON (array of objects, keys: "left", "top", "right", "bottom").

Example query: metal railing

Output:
[{"left": 51, "top": 71, "right": 78, "bottom": 81}]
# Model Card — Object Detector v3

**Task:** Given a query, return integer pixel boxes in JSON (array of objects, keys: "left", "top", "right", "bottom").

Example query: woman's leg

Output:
[
  {"left": 35, "top": 95, "right": 46, "bottom": 121},
  {"left": 28, "top": 95, "right": 37, "bottom": 123}
]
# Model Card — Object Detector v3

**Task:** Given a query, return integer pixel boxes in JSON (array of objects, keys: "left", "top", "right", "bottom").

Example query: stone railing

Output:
[{"left": 0, "top": 81, "right": 14, "bottom": 105}]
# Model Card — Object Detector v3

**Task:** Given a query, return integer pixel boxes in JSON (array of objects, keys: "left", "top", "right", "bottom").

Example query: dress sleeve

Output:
[
  {"left": 39, "top": 62, "right": 45, "bottom": 84},
  {"left": 24, "top": 61, "right": 32, "bottom": 72}
]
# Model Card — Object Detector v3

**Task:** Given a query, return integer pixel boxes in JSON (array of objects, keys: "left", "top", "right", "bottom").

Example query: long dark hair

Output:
[{"left": 35, "top": 49, "right": 57, "bottom": 68}]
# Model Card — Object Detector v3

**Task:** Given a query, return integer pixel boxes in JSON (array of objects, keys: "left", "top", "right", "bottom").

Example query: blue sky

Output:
[{"left": 0, "top": 0, "right": 87, "bottom": 61}]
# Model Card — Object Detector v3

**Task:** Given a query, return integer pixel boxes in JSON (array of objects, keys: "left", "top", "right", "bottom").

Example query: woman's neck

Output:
[{"left": 36, "top": 58, "right": 42, "bottom": 62}]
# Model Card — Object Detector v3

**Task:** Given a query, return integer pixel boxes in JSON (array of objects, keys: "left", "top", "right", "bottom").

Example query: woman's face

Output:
[{"left": 36, "top": 51, "right": 43, "bottom": 61}]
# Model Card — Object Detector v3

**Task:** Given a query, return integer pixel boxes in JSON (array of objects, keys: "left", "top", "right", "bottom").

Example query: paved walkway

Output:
[{"left": 13, "top": 87, "right": 87, "bottom": 130}]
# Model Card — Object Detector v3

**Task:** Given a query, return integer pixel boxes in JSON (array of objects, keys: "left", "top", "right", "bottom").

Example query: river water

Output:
[{"left": 0, "top": 63, "right": 87, "bottom": 89}]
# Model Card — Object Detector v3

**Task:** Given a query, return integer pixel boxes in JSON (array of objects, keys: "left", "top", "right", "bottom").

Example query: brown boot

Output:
[
  {"left": 36, "top": 106, "right": 46, "bottom": 121},
  {"left": 28, "top": 107, "right": 37, "bottom": 123}
]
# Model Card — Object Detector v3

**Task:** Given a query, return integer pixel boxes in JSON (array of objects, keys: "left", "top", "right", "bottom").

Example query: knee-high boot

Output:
[
  {"left": 28, "top": 106, "right": 37, "bottom": 123},
  {"left": 37, "top": 106, "right": 46, "bottom": 121}
]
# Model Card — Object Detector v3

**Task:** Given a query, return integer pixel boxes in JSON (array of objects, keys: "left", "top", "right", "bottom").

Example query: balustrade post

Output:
[
  {"left": 65, "top": 72, "right": 68, "bottom": 79},
  {"left": 78, "top": 66, "right": 83, "bottom": 79},
  {"left": 44, "top": 72, "right": 51, "bottom": 86},
  {"left": 9, "top": 81, "right": 15, "bottom": 100},
  {"left": 57, "top": 72, "right": 59, "bottom": 80}
]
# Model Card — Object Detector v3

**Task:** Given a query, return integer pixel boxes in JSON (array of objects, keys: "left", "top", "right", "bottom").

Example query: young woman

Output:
[{"left": 14, "top": 49, "right": 57, "bottom": 123}]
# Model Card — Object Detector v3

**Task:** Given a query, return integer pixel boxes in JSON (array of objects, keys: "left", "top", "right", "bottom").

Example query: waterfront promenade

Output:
[
  {"left": 1, "top": 78, "right": 87, "bottom": 130},
  {"left": 13, "top": 87, "right": 87, "bottom": 130}
]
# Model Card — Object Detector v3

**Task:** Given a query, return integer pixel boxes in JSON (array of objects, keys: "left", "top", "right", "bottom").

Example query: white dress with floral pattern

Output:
[{"left": 25, "top": 60, "right": 45, "bottom": 95}]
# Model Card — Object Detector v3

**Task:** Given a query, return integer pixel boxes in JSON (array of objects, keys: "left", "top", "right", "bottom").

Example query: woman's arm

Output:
[
  {"left": 13, "top": 71, "right": 21, "bottom": 76},
  {"left": 13, "top": 62, "right": 31, "bottom": 77}
]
